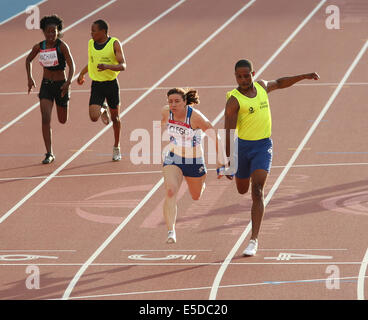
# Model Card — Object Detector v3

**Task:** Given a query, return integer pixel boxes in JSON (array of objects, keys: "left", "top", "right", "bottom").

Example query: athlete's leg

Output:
[
  {"left": 235, "top": 177, "right": 250, "bottom": 194},
  {"left": 89, "top": 104, "right": 102, "bottom": 122},
  {"left": 184, "top": 174, "right": 206, "bottom": 200},
  {"left": 163, "top": 165, "right": 183, "bottom": 231},
  {"left": 109, "top": 105, "right": 121, "bottom": 148},
  {"left": 56, "top": 105, "right": 68, "bottom": 124},
  {"left": 40, "top": 99, "right": 54, "bottom": 154},
  {"left": 249, "top": 169, "right": 268, "bottom": 240}
]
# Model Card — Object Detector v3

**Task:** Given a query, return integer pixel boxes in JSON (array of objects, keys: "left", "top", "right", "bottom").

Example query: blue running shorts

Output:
[{"left": 234, "top": 137, "right": 273, "bottom": 179}]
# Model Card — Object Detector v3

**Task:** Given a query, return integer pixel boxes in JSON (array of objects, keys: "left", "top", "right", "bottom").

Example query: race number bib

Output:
[{"left": 39, "top": 48, "right": 59, "bottom": 67}]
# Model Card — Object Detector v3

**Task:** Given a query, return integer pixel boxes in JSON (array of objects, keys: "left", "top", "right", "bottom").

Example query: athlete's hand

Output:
[
  {"left": 217, "top": 163, "right": 234, "bottom": 180},
  {"left": 97, "top": 64, "right": 108, "bottom": 71},
  {"left": 305, "top": 72, "right": 320, "bottom": 80},
  {"left": 60, "top": 81, "right": 70, "bottom": 98},
  {"left": 27, "top": 78, "right": 36, "bottom": 94},
  {"left": 77, "top": 74, "right": 85, "bottom": 85}
]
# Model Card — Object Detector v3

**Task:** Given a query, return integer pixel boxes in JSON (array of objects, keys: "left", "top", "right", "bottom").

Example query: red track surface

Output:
[{"left": 0, "top": 0, "right": 367, "bottom": 303}]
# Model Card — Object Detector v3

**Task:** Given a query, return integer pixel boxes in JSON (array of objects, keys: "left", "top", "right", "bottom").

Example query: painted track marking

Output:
[
  {"left": 209, "top": 38, "right": 368, "bottom": 299},
  {"left": 1, "top": 82, "right": 367, "bottom": 96},
  {"left": 357, "top": 248, "right": 368, "bottom": 300},
  {"left": 1, "top": 162, "right": 368, "bottom": 182},
  {"left": 59, "top": 275, "right": 368, "bottom": 300}
]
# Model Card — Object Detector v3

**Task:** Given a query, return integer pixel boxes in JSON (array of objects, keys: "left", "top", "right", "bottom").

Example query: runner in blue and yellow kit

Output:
[
  {"left": 78, "top": 20, "right": 127, "bottom": 161},
  {"left": 224, "top": 59, "right": 319, "bottom": 256}
]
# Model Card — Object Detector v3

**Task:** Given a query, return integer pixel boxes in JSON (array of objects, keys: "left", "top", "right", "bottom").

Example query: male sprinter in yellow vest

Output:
[
  {"left": 78, "top": 20, "right": 126, "bottom": 161},
  {"left": 224, "top": 59, "right": 319, "bottom": 256}
]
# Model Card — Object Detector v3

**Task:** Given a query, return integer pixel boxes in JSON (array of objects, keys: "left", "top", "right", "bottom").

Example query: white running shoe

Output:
[
  {"left": 243, "top": 239, "right": 258, "bottom": 256},
  {"left": 100, "top": 104, "right": 111, "bottom": 125},
  {"left": 112, "top": 146, "right": 122, "bottom": 161},
  {"left": 166, "top": 230, "right": 176, "bottom": 244}
]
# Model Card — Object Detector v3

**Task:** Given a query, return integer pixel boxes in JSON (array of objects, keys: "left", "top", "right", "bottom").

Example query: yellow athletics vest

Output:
[
  {"left": 88, "top": 37, "right": 120, "bottom": 81},
  {"left": 226, "top": 82, "right": 272, "bottom": 141}
]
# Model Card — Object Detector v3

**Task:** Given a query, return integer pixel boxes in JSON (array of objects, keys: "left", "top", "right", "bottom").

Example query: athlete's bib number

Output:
[{"left": 39, "top": 48, "right": 59, "bottom": 67}]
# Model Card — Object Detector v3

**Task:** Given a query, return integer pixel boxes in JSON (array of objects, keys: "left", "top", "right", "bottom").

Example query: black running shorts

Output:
[
  {"left": 89, "top": 79, "right": 120, "bottom": 109},
  {"left": 38, "top": 79, "right": 69, "bottom": 107}
]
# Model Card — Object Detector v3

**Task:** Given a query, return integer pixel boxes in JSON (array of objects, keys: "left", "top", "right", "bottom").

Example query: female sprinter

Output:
[
  {"left": 26, "top": 15, "right": 75, "bottom": 164},
  {"left": 161, "top": 88, "right": 227, "bottom": 243}
]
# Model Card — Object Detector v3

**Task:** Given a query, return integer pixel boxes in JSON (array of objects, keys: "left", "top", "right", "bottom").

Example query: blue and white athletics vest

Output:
[{"left": 167, "top": 106, "right": 203, "bottom": 148}]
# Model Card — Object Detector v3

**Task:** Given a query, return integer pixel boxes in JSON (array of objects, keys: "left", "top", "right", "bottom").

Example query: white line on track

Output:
[
  {"left": 357, "top": 248, "right": 368, "bottom": 300},
  {"left": 1, "top": 82, "right": 367, "bottom": 96},
  {"left": 0, "top": 0, "right": 116, "bottom": 72},
  {"left": 209, "top": 37, "right": 368, "bottom": 300},
  {"left": 0, "top": 262, "right": 364, "bottom": 266},
  {"left": 57, "top": 275, "right": 368, "bottom": 300},
  {"left": 61, "top": 0, "right": 258, "bottom": 300},
  {"left": 121, "top": 249, "right": 213, "bottom": 252},
  {"left": 0, "top": 0, "right": 48, "bottom": 26},
  {"left": 0, "top": 0, "right": 186, "bottom": 134},
  {"left": 1, "top": 161, "right": 368, "bottom": 182}
]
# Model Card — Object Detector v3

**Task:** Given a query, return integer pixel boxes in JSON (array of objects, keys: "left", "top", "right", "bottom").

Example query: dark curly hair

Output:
[
  {"left": 167, "top": 88, "right": 200, "bottom": 106},
  {"left": 40, "top": 15, "right": 63, "bottom": 37}
]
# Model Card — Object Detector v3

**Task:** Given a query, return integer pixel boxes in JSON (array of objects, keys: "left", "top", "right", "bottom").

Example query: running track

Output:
[{"left": 0, "top": 0, "right": 367, "bottom": 304}]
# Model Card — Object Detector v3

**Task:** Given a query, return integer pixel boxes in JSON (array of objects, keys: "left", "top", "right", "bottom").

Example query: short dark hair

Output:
[
  {"left": 40, "top": 14, "right": 63, "bottom": 32},
  {"left": 93, "top": 19, "right": 109, "bottom": 33},
  {"left": 235, "top": 59, "right": 253, "bottom": 71}
]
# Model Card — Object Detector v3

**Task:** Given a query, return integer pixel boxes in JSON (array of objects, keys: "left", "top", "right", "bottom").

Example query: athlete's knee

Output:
[
  {"left": 89, "top": 114, "right": 99, "bottom": 122},
  {"left": 237, "top": 185, "right": 249, "bottom": 195},
  {"left": 166, "top": 186, "right": 178, "bottom": 199},
  {"left": 236, "top": 181, "right": 250, "bottom": 194},
  {"left": 251, "top": 183, "right": 264, "bottom": 200},
  {"left": 58, "top": 117, "right": 67, "bottom": 124},
  {"left": 191, "top": 193, "right": 201, "bottom": 201},
  {"left": 111, "top": 113, "right": 120, "bottom": 123}
]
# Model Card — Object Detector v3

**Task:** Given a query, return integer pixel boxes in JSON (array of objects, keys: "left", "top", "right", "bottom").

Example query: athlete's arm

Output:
[
  {"left": 259, "top": 73, "right": 320, "bottom": 93},
  {"left": 224, "top": 96, "right": 239, "bottom": 158},
  {"left": 25, "top": 43, "right": 40, "bottom": 94},
  {"left": 60, "top": 41, "right": 75, "bottom": 97},
  {"left": 97, "top": 40, "right": 126, "bottom": 72},
  {"left": 192, "top": 110, "right": 227, "bottom": 171}
]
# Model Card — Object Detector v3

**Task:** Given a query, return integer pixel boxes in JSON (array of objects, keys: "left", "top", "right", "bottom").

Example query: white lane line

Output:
[
  {"left": 0, "top": 0, "right": 48, "bottom": 26},
  {"left": 1, "top": 82, "right": 367, "bottom": 95},
  {"left": 0, "top": 0, "right": 116, "bottom": 72},
  {"left": 121, "top": 249, "right": 212, "bottom": 252},
  {"left": 209, "top": 38, "right": 368, "bottom": 300},
  {"left": 0, "top": 261, "right": 365, "bottom": 267},
  {"left": 0, "top": 0, "right": 186, "bottom": 134},
  {"left": 61, "top": 0, "right": 258, "bottom": 300},
  {"left": 357, "top": 248, "right": 368, "bottom": 300},
  {"left": 0, "top": 250, "right": 75, "bottom": 252},
  {"left": 61, "top": 275, "right": 368, "bottom": 300},
  {"left": 2, "top": 162, "right": 368, "bottom": 182},
  {"left": 0, "top": 0, "right": 187, "bottom": 224}
]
